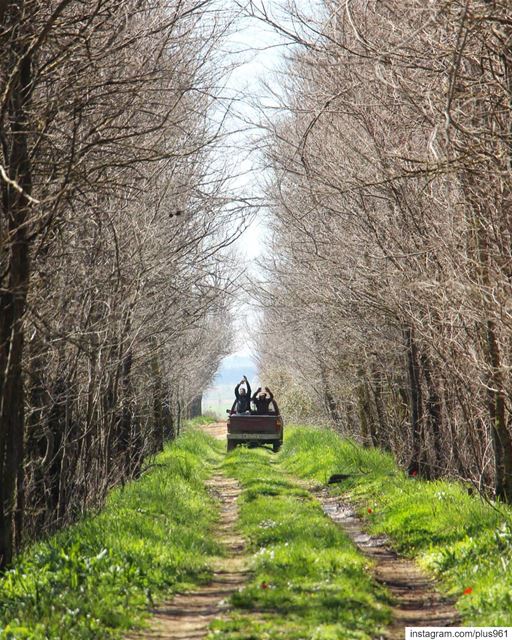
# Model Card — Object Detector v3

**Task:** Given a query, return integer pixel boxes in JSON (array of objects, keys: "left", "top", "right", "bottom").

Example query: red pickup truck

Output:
[{"left": 226, "top": 414, "right": 284, "bottom": 452}]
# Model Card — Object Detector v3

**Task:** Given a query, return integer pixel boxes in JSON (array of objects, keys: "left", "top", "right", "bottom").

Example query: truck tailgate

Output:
[{"left": 228, "top": 415, "right": 280, "bottom": 433}]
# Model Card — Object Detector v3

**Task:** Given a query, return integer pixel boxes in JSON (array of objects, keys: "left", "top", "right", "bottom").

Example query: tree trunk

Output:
[
  {"left": 370, "top": 364, "right": 391, "bottom": 451},
  {"left": 163, "top": 393, "right": 175, "bottom": 441},
  {"left": 0, "top": 7, "right": 33, "bottom": 566},
  {"left": 357, "top": 368, "right": 376, "bottom": 446},
  {"left": 318, "top": 360, "right": 341, "bottom": 425},
  {"left": 188, "top": 394, "right": 203, "bottom": 420},
  {"left": 404, "top": 327, "right": 429, "bottom": 478},
  {"left": 485, "top": 319, "right": 512, "bottom": 501},
  {"left": 151, "top": 349, "right": 164, "bottom": 453},
  {"left": 119, "top": 348, "right": 133, "bottom": 476},
  {"left": 465, "top": 167, "right": 512, "bottom": 501},
  {"left": 420, "top": 353, "right": 444, "bottom": 476}
]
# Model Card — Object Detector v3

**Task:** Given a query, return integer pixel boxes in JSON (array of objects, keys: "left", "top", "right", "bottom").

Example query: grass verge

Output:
[
  {"left": 279, "top": 426, "right": 512, "bottom": 626},
  {"left": 184, "top": 414, "right": 219, "bottom": 427},
  {"left": 210, "top": 446, "right": 390, "bottom": 640},
  {"left": 0, "top": 427, "right": 223, "bottom": 639}
]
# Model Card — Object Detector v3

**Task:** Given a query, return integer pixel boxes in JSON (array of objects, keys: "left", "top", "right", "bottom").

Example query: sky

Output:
[{"left": 202, "top": 3, "right": 284, "bottom": 416}]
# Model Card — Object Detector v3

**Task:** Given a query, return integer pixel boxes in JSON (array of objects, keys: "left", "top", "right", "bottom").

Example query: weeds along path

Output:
[
  {"left": 128, "top": 472, "right": 247, "bottom": 640},
  {"left": 312, "top": 486, "right": 460, "bottom": 639}
]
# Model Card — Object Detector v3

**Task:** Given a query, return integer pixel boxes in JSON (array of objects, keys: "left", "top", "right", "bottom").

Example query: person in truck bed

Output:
[
  {"left": 251, "top": 387, "right": 280, "bottom": 415},
  {"left": 231, "top": 375, "right": 252, "bottom": 414}
]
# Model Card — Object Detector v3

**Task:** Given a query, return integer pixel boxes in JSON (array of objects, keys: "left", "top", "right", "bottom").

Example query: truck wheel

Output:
[
  {"left": 227, "top": 440, "right": 237, "bottom": 452},
  {"left": 273, "top": 441, "right": 282, "bottom": 453}
]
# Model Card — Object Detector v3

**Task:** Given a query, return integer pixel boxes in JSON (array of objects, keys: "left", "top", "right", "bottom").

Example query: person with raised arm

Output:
[
  {"left": 251, "top": 386, "right": 279, "bottom": 415},
  {"left": 231, "top": 375, "right": 252, "bottom": 414}
]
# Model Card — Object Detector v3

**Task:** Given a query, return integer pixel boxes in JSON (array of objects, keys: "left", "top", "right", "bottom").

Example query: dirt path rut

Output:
[
  {"left": 317, "top": 488, "right": 460, "bottom": 639},
  {"left": 128, "top": 473, "right": 246, "bottom": 640}
]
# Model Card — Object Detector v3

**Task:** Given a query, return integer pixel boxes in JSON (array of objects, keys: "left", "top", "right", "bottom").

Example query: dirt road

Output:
[{"left": 130, "top": 421, "right": 458, "bottom": 639}]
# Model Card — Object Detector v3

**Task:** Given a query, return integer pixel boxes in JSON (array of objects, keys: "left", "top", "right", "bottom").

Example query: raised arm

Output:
[
  {"left": 265, "top": 386, "right": 274, "bottom": 400},
  {"left": 244, "top": 376, "right": 251, "bottom": 399},
  {"left": 271, "top": 398, "right": 280, "bottom": 415},
  {"left": 252, "top": 387, "right": 261, "bottom": 401}
]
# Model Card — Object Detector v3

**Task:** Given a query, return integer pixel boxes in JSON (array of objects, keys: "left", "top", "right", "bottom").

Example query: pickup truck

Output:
[{"left": 226, "top": 414, "right": 283, "bottom": 452}]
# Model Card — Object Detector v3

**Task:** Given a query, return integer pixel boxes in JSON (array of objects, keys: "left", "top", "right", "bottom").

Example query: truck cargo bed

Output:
[
  {"left": 228, "top": 414, "right": 280, "bottom": 434},
  {"left": 226, "top": 414, "right": 284, "bottom": 452}
]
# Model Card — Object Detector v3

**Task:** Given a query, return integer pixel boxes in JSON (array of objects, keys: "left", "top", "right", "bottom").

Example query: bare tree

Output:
[
  {"left": 254, "top": 0, "right": 512, "bottom": 500},
  {"left": 0, "top": 0, "right": 240, "bottom": 567}
]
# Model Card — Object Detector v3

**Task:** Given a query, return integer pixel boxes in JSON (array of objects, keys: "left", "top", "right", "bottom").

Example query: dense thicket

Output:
[
  {"left": 0, "top": 0, "right": 237, "bottom": 567},
  {"left": 256, "top": 1, "right": 512, "bottom": 500}
]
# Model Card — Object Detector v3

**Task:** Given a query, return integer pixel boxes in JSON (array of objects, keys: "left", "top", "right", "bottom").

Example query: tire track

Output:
[
  {"left": 316, "top": 488, "right": 460, "bottom": 639},
  {"left": 127, "top": 474, "right": 246, "bottom": 640}
]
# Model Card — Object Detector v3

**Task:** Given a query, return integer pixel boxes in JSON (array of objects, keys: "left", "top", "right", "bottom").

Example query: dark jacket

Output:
[
  {"left": 251, "top": 387, "right": 279, "bottom": 415},
  {"left": 232, "top": 380, "right": 251, "bottom": 413}
]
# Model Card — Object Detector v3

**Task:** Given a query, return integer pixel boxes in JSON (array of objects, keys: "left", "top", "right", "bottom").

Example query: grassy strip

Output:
[
  {"left": 185, "top": 415, "right": 219, "bottom": 427},
  {"left": 0, "top": 428, "right": 223, "bottom": 639},
  {"left": 279, "top": 426, "right": 512, "bottom": 626},
  {"left": 211, "top": 446, "right": 390, "bottom": 640}
]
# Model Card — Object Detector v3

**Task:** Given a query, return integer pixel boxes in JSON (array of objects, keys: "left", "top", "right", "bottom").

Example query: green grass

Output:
[
  {"left": 210, "top": 446, "right": 390, "bottom": 640},
  {"left": 0, "top": 428, "right": 224, "bottom": 639},
  {"left": 6, "top": 420, "right": 509, "bottom": 637},
  {"left": 279, "top": 426, "right": 512, "bottom": 626},
  {"left": 185, "top": 414, "right": 218, "bottom": 427}
]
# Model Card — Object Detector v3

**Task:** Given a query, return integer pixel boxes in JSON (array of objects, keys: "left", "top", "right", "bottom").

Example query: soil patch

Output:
[{"left": 200, "top": 421, "right": 226, "bottom": 441}]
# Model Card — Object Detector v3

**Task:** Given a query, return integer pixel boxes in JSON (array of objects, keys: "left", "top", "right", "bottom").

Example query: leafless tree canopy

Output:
[
  {"left": 255, "top": 1, "right": 512, "bottom": 501},
  {"left": 0, "top": 0, "right": 239, "bottom": 566},
  {"left": 3, "top": 0, "right": 512, "bottom": 570}
]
